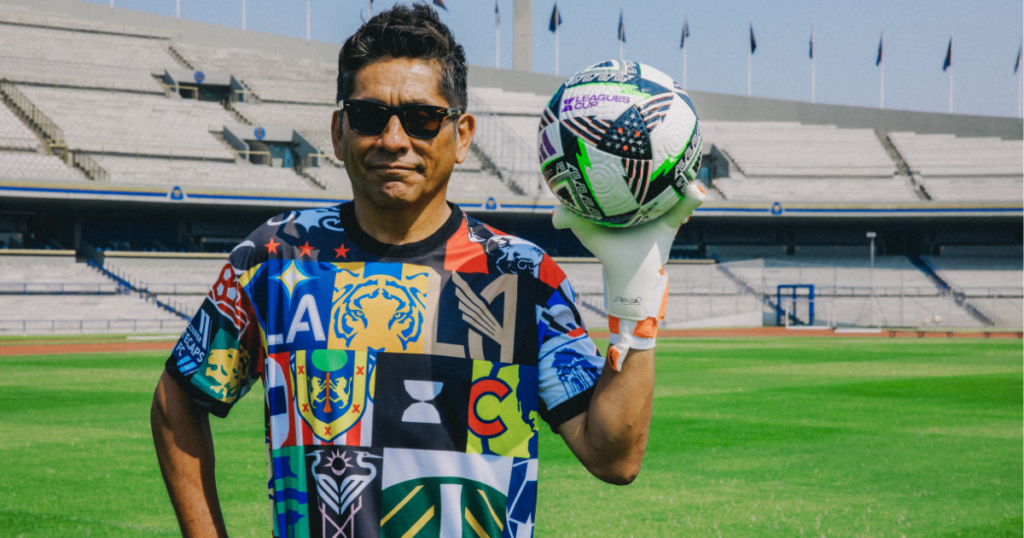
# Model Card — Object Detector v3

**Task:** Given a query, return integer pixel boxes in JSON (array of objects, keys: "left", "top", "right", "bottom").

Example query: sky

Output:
[{"left": 84, "top": 0, "right": 1024, "bottom": 118}]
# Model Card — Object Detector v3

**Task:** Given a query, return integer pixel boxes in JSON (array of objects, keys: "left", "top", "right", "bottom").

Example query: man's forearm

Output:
[
  {"left": 559, "top": 347, "right": 655, "bottom": 485},
  {"left": 151, "top": 371, "right": 228, "bottom": 538}
]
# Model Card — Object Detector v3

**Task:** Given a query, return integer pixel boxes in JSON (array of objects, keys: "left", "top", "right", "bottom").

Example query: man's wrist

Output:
[{"left": 606, "top": 316, "right": 658, "bottom": 370}]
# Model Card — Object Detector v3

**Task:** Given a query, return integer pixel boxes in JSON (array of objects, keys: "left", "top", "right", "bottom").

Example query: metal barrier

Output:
[
  {"left": 71, "top": 151, "right": 109, "bottom": 181},
  {"left": 0, "top": 319, "right": 187, "bottom": 335},
  {"left": 0, "top": 282, "right": 120, "bottom": 295}
]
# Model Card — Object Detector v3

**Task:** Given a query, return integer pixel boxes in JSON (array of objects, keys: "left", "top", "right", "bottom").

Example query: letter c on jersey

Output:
[{"left": 468, "top": 378, "right": 511, "bottom": 438}]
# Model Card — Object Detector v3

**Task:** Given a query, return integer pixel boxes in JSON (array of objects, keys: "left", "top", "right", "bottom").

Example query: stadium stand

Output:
[
  {"left": 172, "top": 42, "right": 335, "bottom": 105},
  {"left": 888, "top": 132, "right": 1023, "bottom": 202},
  {"left": 0, "top": 100, "right": 40, "bottom": 150},
  {"left": 103, "top": 256, "right": 226, "bottom": 316},
  {"left": 0, "top": 11, "right": 174, "bottom": 92},
  {"left": 16, "top": 86, "right": 236, "bottom": 159},
  {"left": 0, "top": 252, "right": 186, "bottom": 334},
  {"left": 0, "top": 152, "right": 86, "bottom": 181},
  {"left": 711, "top": 176, "right": 920, "bottom": 202},
  {"left": 91, "top": 155, "right": 315, "bottom": 191},
  {"left": 702, "top": 122, "right": 897, "bottom": 177}
]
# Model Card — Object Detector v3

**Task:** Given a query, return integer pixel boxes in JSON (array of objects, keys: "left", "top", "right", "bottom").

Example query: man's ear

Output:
[
  {"left": 454, "top": 113, "right": 475, "bottom": 164},
  {"left": 331, "top": 110, "right": 345, "bottom": 161}
]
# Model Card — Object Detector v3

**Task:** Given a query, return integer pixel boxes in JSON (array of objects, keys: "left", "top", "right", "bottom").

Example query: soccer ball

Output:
[{"left": 538, "top": 60, "right": 702, "bottom": 227}]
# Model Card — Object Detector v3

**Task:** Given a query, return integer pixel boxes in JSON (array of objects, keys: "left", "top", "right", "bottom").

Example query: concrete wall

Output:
[{"left": 4, "top": 0, "right": 1021, "bottom": 140}]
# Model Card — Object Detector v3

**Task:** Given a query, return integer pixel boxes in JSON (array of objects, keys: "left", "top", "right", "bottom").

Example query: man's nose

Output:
[{"left": 379, "top": 114, "right": 411, "bottom": 151}]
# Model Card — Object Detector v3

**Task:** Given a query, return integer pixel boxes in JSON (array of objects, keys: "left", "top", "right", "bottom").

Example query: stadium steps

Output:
[
  {"left": 876, "top": 130, "right": 932, "bottom": 200},
  {"left": 0, "top": 82, "right": 63, "bottom": 150},
  {"left": 86, "top": 257, "right": 191, "bottom": 319},
  {"left": 908, "top": 255, "right": 995, "bottom": 327},
  {"left": 468, "top": 142, "right": 526, "bottom": 196},
  {"left": 224, "top": 100, "right": 253, "bottom": 126},
  {"left": 167, "top": 43, "right": 195, "bottom": 70}
]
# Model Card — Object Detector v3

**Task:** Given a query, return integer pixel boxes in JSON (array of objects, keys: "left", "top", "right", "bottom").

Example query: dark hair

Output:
[{"left": 336, "top": 4, "right": 468, "bottom": 111}]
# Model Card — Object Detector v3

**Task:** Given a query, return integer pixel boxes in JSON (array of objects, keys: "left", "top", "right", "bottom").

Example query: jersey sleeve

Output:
[
  {"left": 535, "top": 257, "right": 605, "bottom": 432},
  {"left": 165, "top": 247, "right": 265, "bottom": 419}
]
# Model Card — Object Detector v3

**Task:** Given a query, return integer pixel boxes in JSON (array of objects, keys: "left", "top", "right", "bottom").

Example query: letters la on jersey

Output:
[{"left": 168, "top": 204, "right": 602, "bottom": 538}]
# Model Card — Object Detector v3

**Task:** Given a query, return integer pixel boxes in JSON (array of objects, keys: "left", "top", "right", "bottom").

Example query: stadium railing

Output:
[{"left": 0, "top": 318, "right": 186, "bottom": 334}]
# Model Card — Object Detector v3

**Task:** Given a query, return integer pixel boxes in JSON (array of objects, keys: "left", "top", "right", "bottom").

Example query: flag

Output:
[
  {"left": 549, "top": 2, "right": 561, "bottom": 33},
  {"left": 433, "top": 0, "right": 447, "bottom": 11},
  {"left": 876, "top": 33, "right": 884, "bottom": 66},
  {"left": 617, "top": 9, "right": 625, "bottom": 43},
  {"left": 943, "top": 37, "right": 952, "bottom": 71},
  {"left": 1015, "top": 44, "right": 1021, "bottom": 74},
  {"left": 680, "top": 18, "right": 689, "bottom": 49},
  {"left": 749, "top": 23, "right": 756, "bottom": 54},
  {"left": 809, "top": 29, "right": 813, "bottom": 59},
  {"left": 495, "top": 0, "right": 499, "bottom": 25}
]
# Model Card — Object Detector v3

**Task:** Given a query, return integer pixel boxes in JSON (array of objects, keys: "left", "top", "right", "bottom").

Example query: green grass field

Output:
[{"left": 0, "top": 337, "right": 1020, "bottom": 537}]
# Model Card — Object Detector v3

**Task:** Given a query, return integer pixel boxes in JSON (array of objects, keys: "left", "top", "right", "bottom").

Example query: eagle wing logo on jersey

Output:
[
  {"left": 330, "top": 263, "right": 431, "bottom": 352},
  {"left": 295, "top": 349, "right": 369, "bottom": 442}
]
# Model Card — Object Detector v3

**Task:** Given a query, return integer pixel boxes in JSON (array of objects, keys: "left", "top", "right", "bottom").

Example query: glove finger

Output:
[
  {"left": 552, "top": 205, "right": 603, "bottom": 234},
  {"left": 661, "top": 182, "right": 707, "bottom": 229}
]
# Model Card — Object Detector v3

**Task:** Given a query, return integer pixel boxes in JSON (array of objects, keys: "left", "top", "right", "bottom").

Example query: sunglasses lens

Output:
[
  {"left": 347, "top": 102, "right": 390, "bottom": 135},
  {"left": 401, "top": 107, "right": 443, "bottom": 138},
  {"left": 344, "top": 101, "right": 453, "bottom": 139}
]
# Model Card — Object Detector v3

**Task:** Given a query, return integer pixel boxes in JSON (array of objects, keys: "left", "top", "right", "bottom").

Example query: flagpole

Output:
[
  {"left": 949, "top": 32, "right": 954, "bottom": 114},
  {"left": 176, "top": 0, "right": 180, "bottom": 18},
  {"left": 495, "top": 1, "right": 500, "bottom": 69},
  {"left": 1018, "top": 36, "right": 1022, "bottom": 118},
  {"left": 682, "top": 16, "right": 688, "bottom": 90},
  {"left": 306, "top": 0, "right": 310, "bottom": 41},
  {"left": 241, "top": 0, "right": 245, "bottom": 30},
  {"left": 552, "top": 2, "right": 561, "bottom": 75},
  {"left": 367, "top": 0, "right": 371, "bottom": 18},
  {"left": 810, "top": 24, "right": 815, "bottom": 104}
]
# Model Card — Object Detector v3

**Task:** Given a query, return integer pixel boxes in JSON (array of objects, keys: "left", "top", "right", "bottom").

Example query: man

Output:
[{"left": 151, "top": 5, "right": 702, "bottom": 537}]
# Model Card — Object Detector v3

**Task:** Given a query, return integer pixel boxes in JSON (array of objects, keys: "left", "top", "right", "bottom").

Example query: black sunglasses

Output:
[{"left": 340, "top": 99, "right": 461, "bottom": 139}]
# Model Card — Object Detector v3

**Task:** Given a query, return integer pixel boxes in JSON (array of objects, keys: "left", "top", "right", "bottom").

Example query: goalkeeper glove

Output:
[{"left": 553, "top": 182, "right": 706, "bottom": 370}]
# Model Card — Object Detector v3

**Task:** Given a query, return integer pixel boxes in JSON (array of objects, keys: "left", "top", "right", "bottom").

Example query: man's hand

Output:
[
  {"left": 151, "top": 371, "right": 228, "bottom": 538},
  {"left": 553, "top": 182, "right": 705, "bottom": 369}
]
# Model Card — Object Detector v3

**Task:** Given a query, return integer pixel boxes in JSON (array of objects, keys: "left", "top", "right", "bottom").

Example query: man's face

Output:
[{"left": 332, "top": 57, "right": 475, "bottom": 210}]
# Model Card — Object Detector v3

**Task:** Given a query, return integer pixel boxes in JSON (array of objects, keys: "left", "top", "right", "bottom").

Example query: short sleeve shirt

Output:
[{"left": 165, "top": 202, "right": 604, "bottom": 538}]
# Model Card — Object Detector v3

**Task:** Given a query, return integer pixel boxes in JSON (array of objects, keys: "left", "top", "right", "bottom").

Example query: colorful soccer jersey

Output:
[{"left": 166, "top": 203, "right": 604, "bottom": 538}]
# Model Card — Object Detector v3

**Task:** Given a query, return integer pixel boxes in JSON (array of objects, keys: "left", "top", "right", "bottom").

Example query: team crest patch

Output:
[
  {"left": 295, "top": 349, "right": 371, "bottom": 442},
  {"left": 467, "top": 362, "right": 539, "bottom": 459},
  {"left": 330, "top": 262, "right": 435, "bottom": 352},
  {"left": 190, "top": 329, "right": 251, "bottom": 404}
]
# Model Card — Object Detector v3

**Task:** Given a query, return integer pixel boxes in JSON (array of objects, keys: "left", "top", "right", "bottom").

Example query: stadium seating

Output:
[
  {"left": 887, "top": 132, "right": 1023, "bottom": 202},
  {"left": 0, "top": 254, "right": 114, "bottom": 292},
  {"left": 0, "top": 13, "right": 174, "bottom": 92},
  {"left": 232, "top": 101, "right": 335, "bottom": 153},
  {"left": 91, "top": 155, "right": 316, "bottom": 191},
  {"left": 711, "top": 176, "right": 921, "bottom": 202},
  {"left": 0, "top": 101, "right": 40, "bottom": 150},
  {"left": 0, "top": 294, "right": 186, "bottom": 334},
  {"left": 0, "top": 152, "right": 86, "bottom": 181},
  {"left": 173, "top": 42, "right": 335, "bottom": 104},
  {"left": 104, "top": 256, "right": 226, "bottom": 317},
  {"left": 702, "top": 121, "right": 897, "bottom": 177},
  {"left": 888, "top": 132, "right": 1023, "bottom": 177},
  {"left": 0, "top": 253, "right": 186, "bottom": 334},
  {"left": 16, "top": 85, "right": 236, "bottom": 159}
]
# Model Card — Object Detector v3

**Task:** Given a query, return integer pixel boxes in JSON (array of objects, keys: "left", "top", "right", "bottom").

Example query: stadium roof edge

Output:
[{"left": 2, "top": 0, "right": 1020, "bottom": 140}]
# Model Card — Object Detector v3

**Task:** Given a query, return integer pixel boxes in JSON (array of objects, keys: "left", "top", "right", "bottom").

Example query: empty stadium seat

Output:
[
  {"left": 173, "top": 42, "right": 335, "bottom": 104},
  {"left": 702, "top": 121, "right": 897, "bottom": 177},
  {"left": 0, "top": 13, "right": 175, "bottom": 92},
  {"left": 0, "top": 152, "right": 86, "bottom": 181},
  {"left": 17, "top": 85, "right": 237, "bottom": 159},
  {"left": 0, "top": 101, "right": 40, "bottom": 150},
  {"left": 91, "top": 155, "right": 316, "bottom": 191}
]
